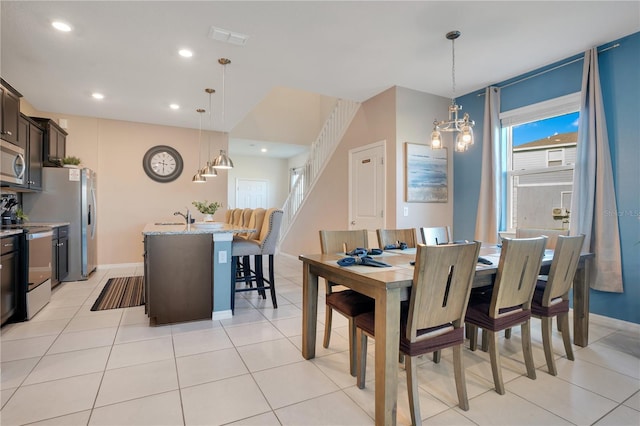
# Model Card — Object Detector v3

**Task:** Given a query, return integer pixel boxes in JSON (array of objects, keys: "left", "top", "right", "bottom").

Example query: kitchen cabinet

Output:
[
  {"left": 1, "top": 234, "right": 20, "bottom": 325},
  {"left": 17, "top": 115, "right": 44, "bottom": 191},
  {"left": 51, "top": 225, "right": 69, "bottom": 288},
  {"left": 0, "top": 80, "right": 21, "bottom": 145},
  {"left": 31, "top": 117, "right": 66, "bottom": 167},
  {"left": 143, "top": 233, "right": 212, "bottom": 324}
]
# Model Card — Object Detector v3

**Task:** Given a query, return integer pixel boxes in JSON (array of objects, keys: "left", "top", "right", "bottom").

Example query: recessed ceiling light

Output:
[
  {"left": 92, "top": 93, "right": 104, "bottom": 100},
  {"left": 169, "top": 104, "right": 180, "bottom": 110},
  {"left": 52, "top": 21, "right": 72, "bottom": 32},
  {"left": 261, "top": 148, "right": 267, "bottom": 153},
  {"left": 178, "top": 49, "right": 193, "bottom": 58}
]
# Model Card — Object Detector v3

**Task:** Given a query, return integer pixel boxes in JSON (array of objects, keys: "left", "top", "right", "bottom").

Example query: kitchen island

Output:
[{"left": 142, "top": 222, "right": 253, "bottom": 324}]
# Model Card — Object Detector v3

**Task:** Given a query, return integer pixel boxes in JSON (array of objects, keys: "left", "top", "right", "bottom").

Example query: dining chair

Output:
[
  {"left": 231, "top": 208, "right": 244, "bottom": 226},
  {"left": 235, "top": 208, "right": 266, "bottom": 292},
  {"left": 230, "top": 208, "right": 282, "bottom": 313},
  {"left": 465, "top": 236, "right": 547, "bottom": 395},
  {"left": 515, "top": 228, "right": 569, "bottom": 250},
  {"left": 241, "top": 208, "right": 253, "bottom": 227},
  {"left": 376, "top": 228, "right": 417, "bottom": 249},
  {"left": 532, "top": 234, "right": 584, "bottom": 375},
  {"left": 355, "top": 241, "right": 481, "bottom": 423},
  {"left": 319, "top": 229, "right": 375, "bottom": 376},
  {"left": 224, "top": 209, "right": 233, "bottom": 223},
  {"left": 419, "top": 226, "right": 452, "bottom": 246}
]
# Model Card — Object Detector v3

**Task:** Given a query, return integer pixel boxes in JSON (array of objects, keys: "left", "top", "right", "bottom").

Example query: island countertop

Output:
[{"left": 142, "top": 222, "right": 255, "bottom": 236}]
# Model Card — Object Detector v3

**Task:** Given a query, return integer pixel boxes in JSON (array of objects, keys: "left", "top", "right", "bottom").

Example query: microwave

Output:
[{"left": 0, "top": 139, "right": 25, "bottom": 185}]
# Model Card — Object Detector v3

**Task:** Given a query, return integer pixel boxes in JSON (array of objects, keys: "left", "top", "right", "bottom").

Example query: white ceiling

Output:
[{"left": 1, "top": 1, "right": 638, "bottom": 158}]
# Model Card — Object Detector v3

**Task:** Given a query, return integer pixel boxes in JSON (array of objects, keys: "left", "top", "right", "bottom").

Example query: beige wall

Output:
[
  {"left": 21, "top": 102, "right": 229, "bottom": 265},
  {"left": 279, "top": 86, "right": 453, "bottom": 256},
  {"left": 226, "top": 155, "right": 289, "bottom": 209}
]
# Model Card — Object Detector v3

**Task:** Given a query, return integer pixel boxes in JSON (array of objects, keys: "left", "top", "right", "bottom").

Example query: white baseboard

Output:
[
  {"left": 97, "top": 262, "right": 144, "bottom": 270},
  {"left": 588, "top": 311, "right": 640, "bottom": 333},
  {"left": 212, "top": 310, "right": 233, "bottom": 320}
]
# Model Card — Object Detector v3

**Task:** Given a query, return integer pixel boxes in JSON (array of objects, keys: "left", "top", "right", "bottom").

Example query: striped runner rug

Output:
[{"left": 91, "top": 276, "right": 145, "bottom": 311}]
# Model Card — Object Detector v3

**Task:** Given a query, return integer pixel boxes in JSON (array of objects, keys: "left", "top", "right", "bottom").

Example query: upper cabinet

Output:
[
  {"left": 31, "top": 117, "right": 67, "bottom": 167},
  {"left": 0, "top": 80, "right": 21, "bottom": 145},
  {"left": 18, "top": 114, "right": 44, "bottom": 191}
]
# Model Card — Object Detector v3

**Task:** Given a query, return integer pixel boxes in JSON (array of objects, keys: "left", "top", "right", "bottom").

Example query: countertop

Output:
[
  {"left": 142, "top": 222, "right": 255, "bottom": 236},
  {"left": 0, "top": 222, "right": 71, "bottom": 237}
]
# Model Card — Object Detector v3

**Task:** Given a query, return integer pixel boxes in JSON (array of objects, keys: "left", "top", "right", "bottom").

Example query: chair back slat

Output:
[
  {"left": 490, "top": 237, "right": 547, "bottom": 316},
  {"left": 515, "top": 228, "right": 569, "bottom": 250},
  {"left": 420, "top": 226, "right": 451, "bottom": 246},
  {"left": 376, "top": 228, "right": 417, "bottom": 248},
  {"left": 319, "top": 230, "right": 368, "bottom": 254},
  {"left": 544, "top": 234, "right": 585, "bottom": 304},
  {"left": 407, "top": 242, "right": 481, "bottom": 341}
]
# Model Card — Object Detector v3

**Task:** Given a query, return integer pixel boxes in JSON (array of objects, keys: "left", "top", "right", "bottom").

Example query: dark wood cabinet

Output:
[
  {"left": 144, "top": 234, "right": 213, "bottom": 324},
  {"left": 17, "top": 114, "right": 43, "bottom": 191},
  {"left": 0, "top": 80, "right": 21, "bottom": 145},
  {"left": 1, "top": 234, "right": 19, "bottom": 325},
  {"left": 51, "top": 226, "right": 69, "bottom": 288},
  {"left": 31, "top": 117, "right": 66, "bottom": 167}
]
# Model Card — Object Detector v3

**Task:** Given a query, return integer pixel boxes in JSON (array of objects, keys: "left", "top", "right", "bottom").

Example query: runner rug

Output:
[{"left": 91, "top": 276, "right": 145, "bottom": 311}]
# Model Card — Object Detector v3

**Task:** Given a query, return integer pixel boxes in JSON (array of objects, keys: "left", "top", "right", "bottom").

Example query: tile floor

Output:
[{"left": 1, "top": 254, "right": 639, "bottom": 425}]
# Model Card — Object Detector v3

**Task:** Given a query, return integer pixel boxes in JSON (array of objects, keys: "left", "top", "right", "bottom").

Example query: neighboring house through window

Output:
[{"left": 500, "top": 93, "right": 580, "bottom": 232}]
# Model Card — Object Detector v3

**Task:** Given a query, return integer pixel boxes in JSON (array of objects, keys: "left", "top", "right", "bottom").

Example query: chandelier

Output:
[{"left": 430, "top": 30, "right": 475, "bottom": 152}]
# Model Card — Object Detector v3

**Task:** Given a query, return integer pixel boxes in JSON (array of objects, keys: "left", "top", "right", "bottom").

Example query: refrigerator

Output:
[{"left": 23, "top": 167, "right": 97, "bottom": 281}]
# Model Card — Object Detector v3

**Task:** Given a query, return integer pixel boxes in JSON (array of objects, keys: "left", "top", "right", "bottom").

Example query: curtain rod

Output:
[{"left": 477, "top": 43, "right": 620, "bottom": 96}]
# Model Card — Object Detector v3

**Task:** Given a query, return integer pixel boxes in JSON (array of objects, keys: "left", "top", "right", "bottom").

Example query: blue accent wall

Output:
[{"left": 454, "top": 31, "right": 640, "bottom": 324}]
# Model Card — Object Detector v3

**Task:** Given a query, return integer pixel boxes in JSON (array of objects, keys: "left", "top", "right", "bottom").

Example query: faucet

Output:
[{"left": 173, "top": 209, "right": 192, "bottom": 224}]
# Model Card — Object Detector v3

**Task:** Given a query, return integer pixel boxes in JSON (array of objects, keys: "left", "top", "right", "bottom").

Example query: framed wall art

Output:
[{"left": 405, "top": 142, "right": 448, "bottom": 203}]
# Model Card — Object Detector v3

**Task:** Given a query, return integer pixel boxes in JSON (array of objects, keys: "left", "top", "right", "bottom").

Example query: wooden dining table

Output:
[{"left": 299, "top": 245, "right": 593, "bottom": 426}]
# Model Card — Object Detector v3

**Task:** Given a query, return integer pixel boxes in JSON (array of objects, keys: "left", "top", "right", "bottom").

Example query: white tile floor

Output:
[{"left": 1, "top": 254, "right": 639, "bottom": 425}]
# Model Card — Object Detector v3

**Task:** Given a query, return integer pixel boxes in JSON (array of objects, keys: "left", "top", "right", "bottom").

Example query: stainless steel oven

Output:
[
  {"left": 0, "top": 140, "right": 25, "bottom": 185},
  {"left": 25, "top": 227, "right": 53, "bottom": 319}
]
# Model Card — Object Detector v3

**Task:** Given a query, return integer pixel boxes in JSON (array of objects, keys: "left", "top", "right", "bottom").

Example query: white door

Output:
[
  {"left": 349, "top": 141, "right": 385, "bottom": 232},
  {"left": 236, "top": 179, "right": 268, "bottom": 208}
]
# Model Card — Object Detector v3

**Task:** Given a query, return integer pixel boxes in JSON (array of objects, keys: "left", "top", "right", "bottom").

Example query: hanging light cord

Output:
[
  {"left": 198, "top": 109, "right": 204, "bottom": 167},
  {"left": 208, "top": 91, "right": 212, "bottom": 160},
  {"left": 451, "top": 36, "right": 456, "bottom": 106}
]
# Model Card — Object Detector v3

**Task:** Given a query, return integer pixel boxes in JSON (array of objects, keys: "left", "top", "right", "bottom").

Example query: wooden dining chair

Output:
[
  {"left": 319, "top": 229, "right": 375, "bottom": 376},
  {"left": 419, "top": 226, "right": 452, "bottom": 246},
  {"left": 355, "top": 242, "right": 481, "bottom": 423},
  {"left": 531, "top": 234, "right": 584, "bottom": 375},
  {"left": 516, "top": 228, "right": 569, "bottom": 250},
  {"left": 465, "top": 236, "right": 547, "bottom": 395},
  {"left": 376, "top": 228, "right": 417, "bottom": 249}
]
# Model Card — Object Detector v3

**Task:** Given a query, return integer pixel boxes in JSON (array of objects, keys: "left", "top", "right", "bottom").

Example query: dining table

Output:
[{"left": 299, "top": 245, "right": 593, "bottom": 426}]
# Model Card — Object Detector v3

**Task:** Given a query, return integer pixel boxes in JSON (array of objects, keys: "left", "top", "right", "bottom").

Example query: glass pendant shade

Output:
[
  {"left": 212, "top": 149, "right": 234, "bottom": 169},
  {"left": 431, "top": 129, "right": 443, "bottom": 149},
  {"left": 201, "top": 161, "right": 218, "bottom": 177},
  {"left": 455, "top": 133, "right": 468, "bottom": 152}
]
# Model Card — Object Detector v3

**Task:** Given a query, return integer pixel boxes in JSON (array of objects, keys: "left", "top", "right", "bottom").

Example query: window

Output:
[{"left": 500, "top": 93, "right": 580, "bottom": 232}]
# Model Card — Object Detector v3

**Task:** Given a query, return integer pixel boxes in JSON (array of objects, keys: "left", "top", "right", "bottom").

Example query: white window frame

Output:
[{"left": 500, "top": 93, "right": 580, "bottom": 232}]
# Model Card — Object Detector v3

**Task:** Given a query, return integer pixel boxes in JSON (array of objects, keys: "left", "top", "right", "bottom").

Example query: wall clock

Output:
[{"left": 142, "top": 145, "right": 184, "bottom": 183}]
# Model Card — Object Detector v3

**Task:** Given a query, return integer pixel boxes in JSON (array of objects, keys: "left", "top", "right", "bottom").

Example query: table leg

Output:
[
  {"left": 302, "top": 262, "right": 318, "bottom": 359},
  {"left": 374, "top": 288, "right": 401, "bottom": 426},
  {"left": 573, "top": 259, "right": 591, "bottom": 347}
]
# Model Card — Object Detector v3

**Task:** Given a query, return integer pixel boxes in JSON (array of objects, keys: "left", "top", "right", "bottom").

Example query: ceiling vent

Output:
[{"left": 208, "top": 26, "right": 249, "bottom": 46}]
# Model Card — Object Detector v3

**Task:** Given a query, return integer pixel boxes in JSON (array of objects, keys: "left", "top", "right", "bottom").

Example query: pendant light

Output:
[
  {"left": 201, "top": 88, "right": 218, "bottom": 177},
  {"left": 192, "top": 108, "right": 207, "bottom": 183},
  {"left": 430, "top": 30, "right": 475, "bottom": 152},
  {"left": 212, "top": 58, "right": 234, "bottom": 169}
]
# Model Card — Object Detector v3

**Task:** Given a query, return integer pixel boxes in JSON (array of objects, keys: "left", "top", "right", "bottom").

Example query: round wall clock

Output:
[{"left": 142, "top": 145, "right": 184, "bottom": 183}]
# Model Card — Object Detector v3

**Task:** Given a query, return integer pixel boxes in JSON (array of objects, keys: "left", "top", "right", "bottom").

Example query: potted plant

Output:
[
  {"left": 62, "top": 156, "right": 81, "bottom": 168},
  {"left": 15, "top": 207, "right": 28, "bottom": 224},
  {"left": 192, "top": 200, "right": 222, "bottom": 222}
]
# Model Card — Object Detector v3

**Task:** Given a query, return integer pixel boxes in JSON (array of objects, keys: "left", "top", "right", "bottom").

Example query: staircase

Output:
[{"left": 279, "top": 99, "right": 360, "bottom": 241}]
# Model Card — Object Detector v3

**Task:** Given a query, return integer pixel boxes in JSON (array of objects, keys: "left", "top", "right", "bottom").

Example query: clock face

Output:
[{"left": 142, "top": 145, "right": 183, "bottom": 182}]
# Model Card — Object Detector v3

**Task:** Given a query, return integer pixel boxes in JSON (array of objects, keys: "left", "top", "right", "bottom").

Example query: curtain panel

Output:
[
  {"left": 475, "top": 86, "right": 502, "bottom": 244},
  {"left": 570, "top": 47, "right": 623, "bottom": 292}
]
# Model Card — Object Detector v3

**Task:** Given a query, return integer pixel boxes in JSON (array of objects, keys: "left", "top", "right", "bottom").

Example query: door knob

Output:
[{"left": 350, "top": 220, "right": 356, "bottom": 225}]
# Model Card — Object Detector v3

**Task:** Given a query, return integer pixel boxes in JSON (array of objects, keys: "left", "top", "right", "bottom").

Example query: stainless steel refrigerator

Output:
[{"left": 23, "top": 167, "right": 97, "bottom": 281}]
